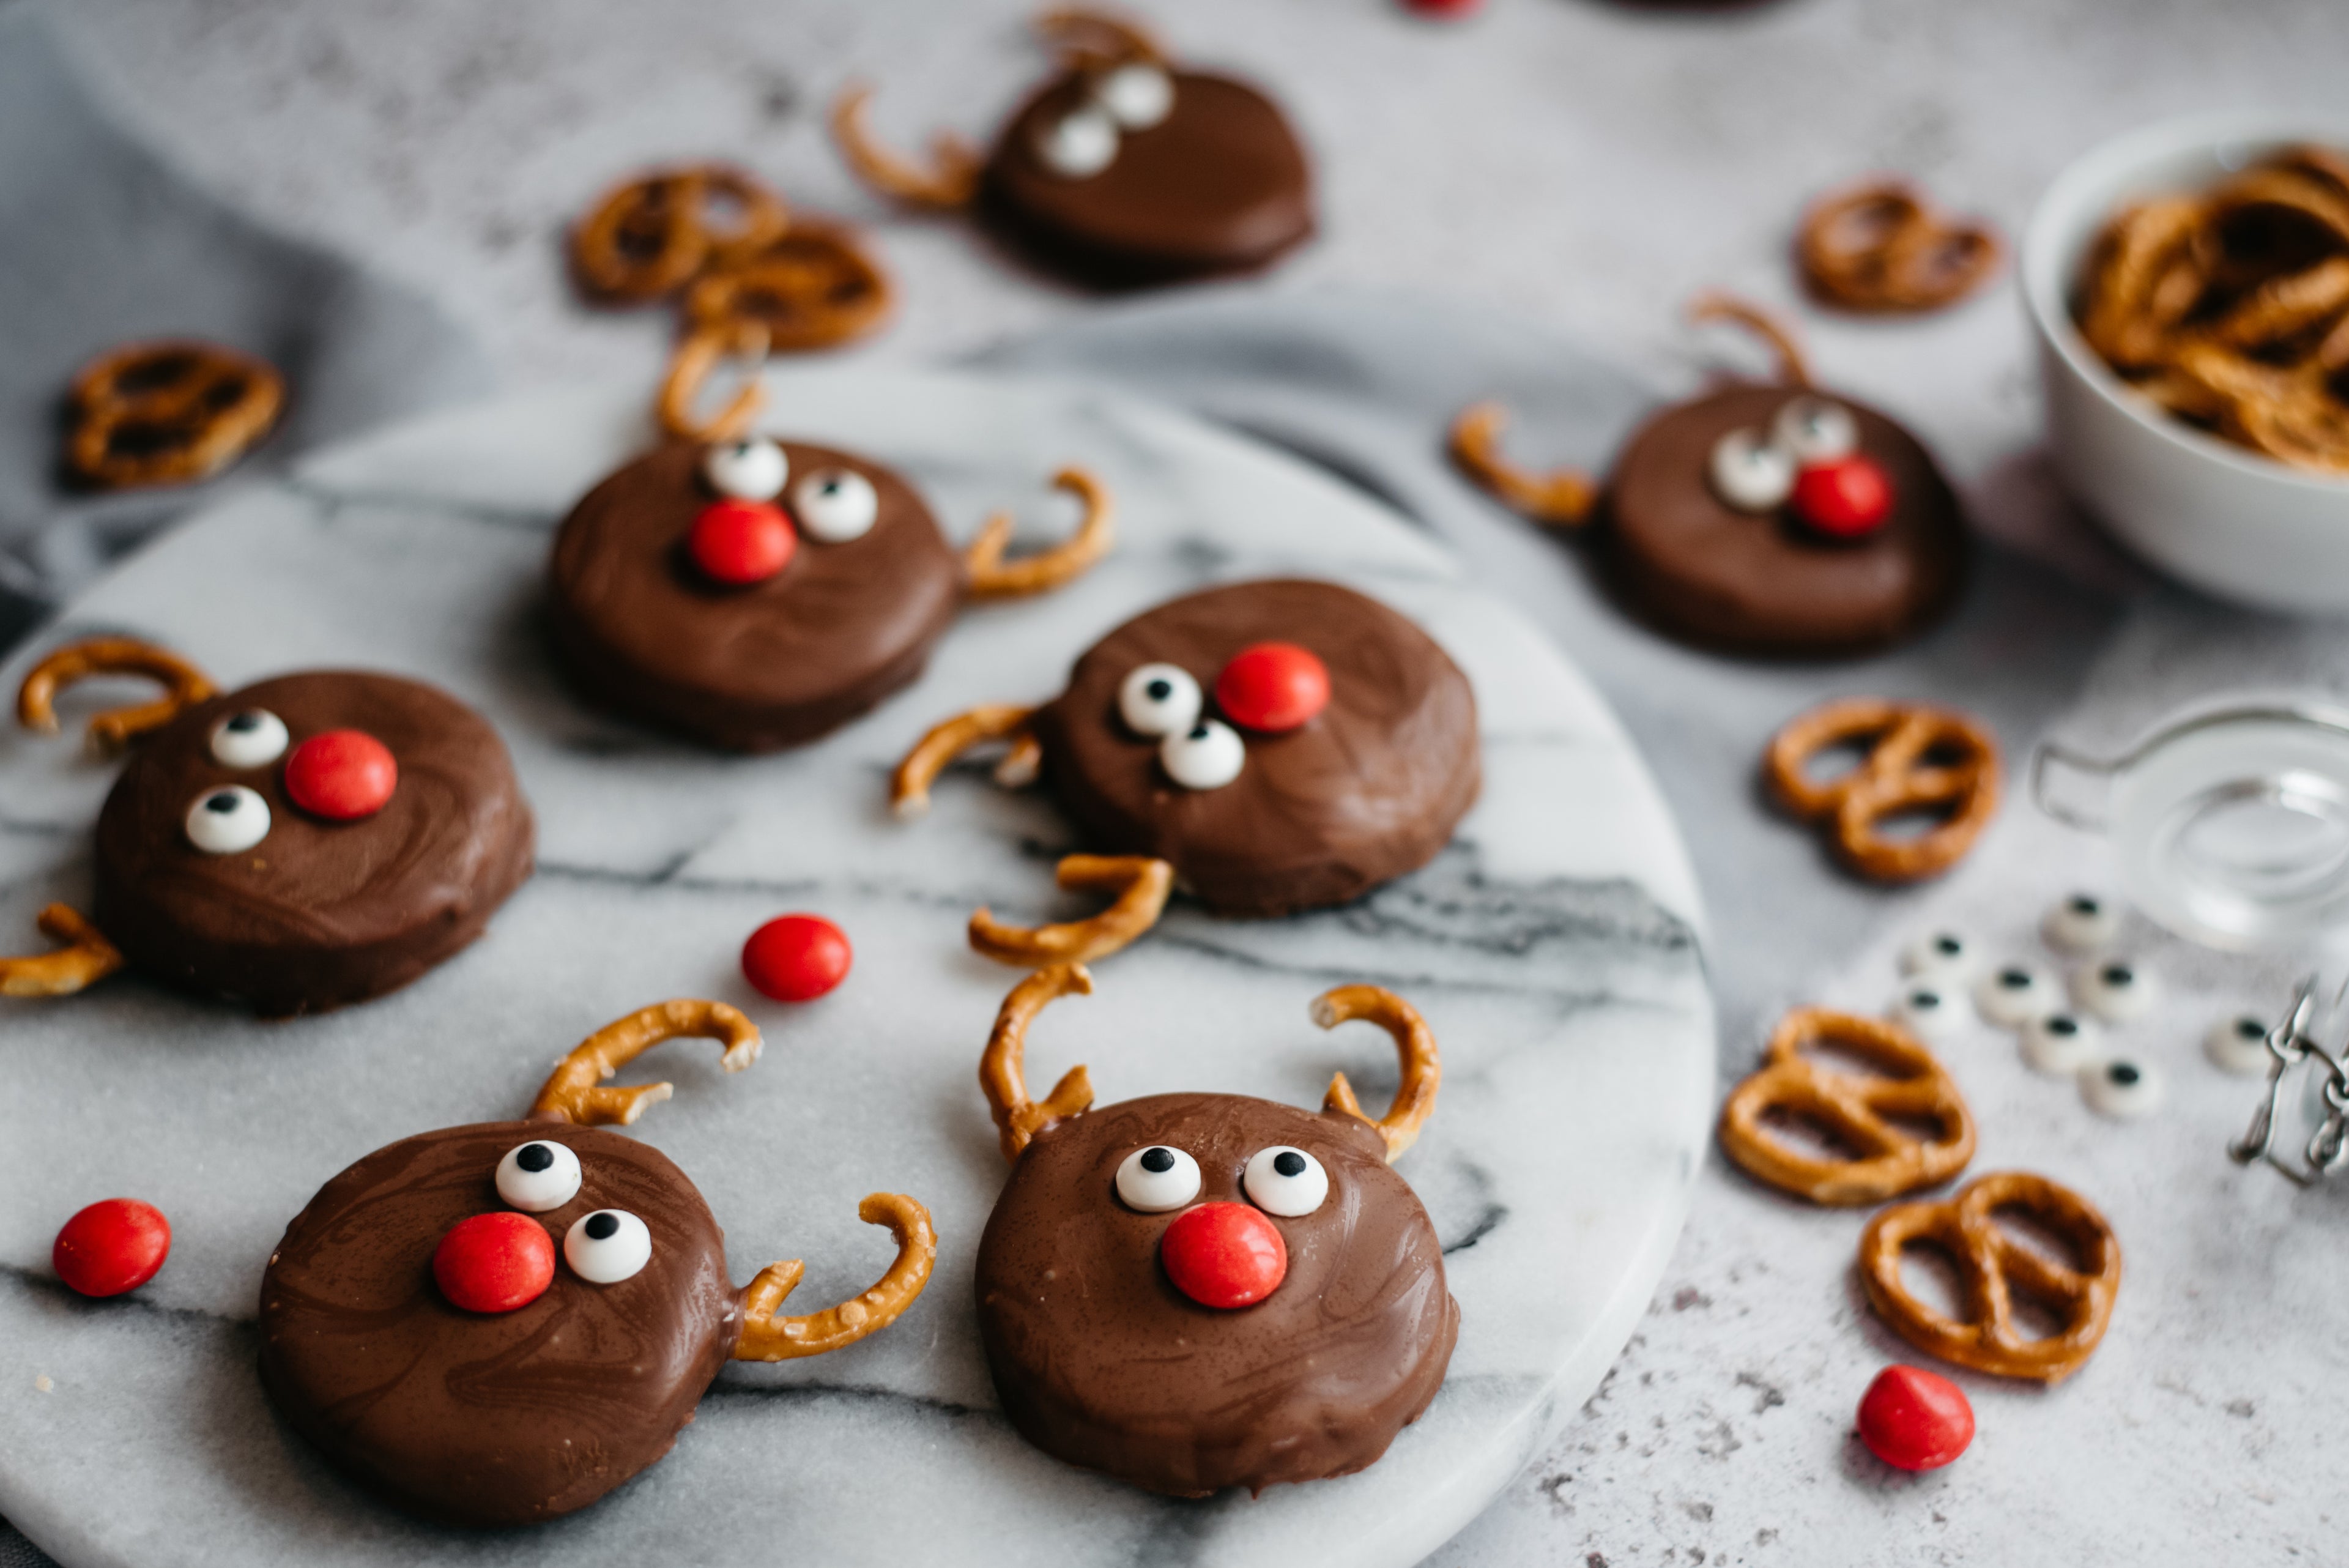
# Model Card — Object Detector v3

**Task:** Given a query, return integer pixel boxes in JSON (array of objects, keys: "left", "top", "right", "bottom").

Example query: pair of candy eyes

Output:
[
  {"left": 184, "top": 708, "right": 290, "bottom": 855},
  {"left": 494, "top": 1140, "right": 651, "bottom": 1284},
  {"left": 703, "top": 439, "right": 879, "bottom": 541},
  {"left": 1113, "top": 1143, "right": 1329, "bottom": 1217},
  {"left": 1709, "top": 396, "right": 1861, "bottom": 511},
  {"left": 1118, "top": 664, "right": 1249, "bottom": 790},
  {"left": 1033, "top": 61, "right": 1176, "bottom": 179}
]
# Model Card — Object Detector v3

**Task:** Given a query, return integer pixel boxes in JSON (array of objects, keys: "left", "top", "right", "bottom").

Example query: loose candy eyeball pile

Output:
[
  {"left": 53, "top": 1198, "right": 171, "bottom": 1298},
  {"left": 741, "top": 913, "right": 853, "bottom": 1002}
]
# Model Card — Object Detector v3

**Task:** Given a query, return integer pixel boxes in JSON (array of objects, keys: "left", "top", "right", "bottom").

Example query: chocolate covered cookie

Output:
[
  {"left": 259, "top": 1001, "right": 936, "bottom": 1527},
  {"left": 2, "top": 639, "right": 532, "bottom": 1016},
  {"left": 973, "top": 965, "right": 1455, "bottom": 1496}
]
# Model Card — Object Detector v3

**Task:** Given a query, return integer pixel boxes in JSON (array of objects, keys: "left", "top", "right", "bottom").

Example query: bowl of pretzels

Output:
[{"left": 2024, "top": 111, "right": 2349, "bottom": 613}]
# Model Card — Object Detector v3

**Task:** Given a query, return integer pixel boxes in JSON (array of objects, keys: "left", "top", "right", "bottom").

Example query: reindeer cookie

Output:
[
  {"left": 1, "top": 639, "right": 532, "bottom": 1016},
  {"left": 259, "top": 1000, "right": 937, "bottom": 1527},
  {"left": 831, "top": 9, "right": 1314, "bottom": 284},
  {"left": 891, "top": 578, "right": 1480, "bottom": 963},
  {"left": 973, "top": 965, "right": 1454, "bottom": 1496}
]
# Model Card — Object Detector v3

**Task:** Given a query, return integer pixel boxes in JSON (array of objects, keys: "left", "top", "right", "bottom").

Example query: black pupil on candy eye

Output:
[
  {"left": 584, "top": 1213, "right": 619, "bottom": 1241},
  {"left": 1935, "top": 937, "right": 1961, "bottom": 955},
  {"left": 2050, "top": 1017, "right": 2078, "bottom": 1036},
  {"left": 822, "top": 478, "right": 843, "bottom": 496},
  {"left": 2109, "top": 1063, "right": 2140, "bottom": 1086},
  {"left": 1139, "top": 1147, "right": 1174, "bottom": 1174},
  {"left": 2104, "top": 965, "right": 2133, "bottom": 986},
  {"left": 1273, "top": 1151, "right": 1307, "bottom": 1178},
  {"left": 1146, "top": 679, "right": 1171, "bottom": 701},
  {"left": 226, "top": 712, "right": 260, "bottom": 733},
  {"left": 1189, "top": 723, "right": 1209, "bottom": 740},
  {"left": 2001, "top": 969, "right": 2028, "bottom": 987},
  {"left": 2240, "top": 1018, "right": 2266, "bottom": 1038},
  {"left": 205, "top": 792, "right": 239, "bottom": 813},
  {"left": 517, "top": 1143, "right": 554, "bottom": 1172},
  {"left": 2072, "top": 896, "right": 2099, "bottom": 915},
  {"left": 1912, "top": 992, "right": 1939, "bottom": 1009}
]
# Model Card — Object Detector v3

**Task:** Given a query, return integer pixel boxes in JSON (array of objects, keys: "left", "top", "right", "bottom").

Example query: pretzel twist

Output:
[
  {"left": 683, "top": 221, "right": 895, "bottom": 353},
  {"left": 889, "top": 704, "right": 1039, "bottom": 817},
  {"left": 1447, "top": 401, "right": 1596, "bottom": 528},
  {"left": 1859, "top": 1170, "right": 2121, "bottom": 1383},
  {"left": 1689, "top": 291, "right": 1813, "bottom": 387},
  {"left": 1764, "top": 697, "right": 2000, "bottom": 883},
  {"left": 1315, "top": 985, "right": 1442, "bottom": 1163},
  {"left": 0, "top": 905, "right": 125, "bottom": 998},
  {"left": 18, "top": 637, "right": 218, "bottom": 752},
  {"left": 65, "top": 341, "right": 284, "bottom": 491},
  {"left": 969, "top": 854, "right": 1172, "bottom": 967},
  {"left": 829, "top": 84, "right": 982, "bottom": 210},
  {"left": 571, "top": 165, "right": 789, "bottom": 303},
  {"left": 733, "top": 1192, "right": 938, "bottom": 1361},
  {"left": 1797, "top": 179, "right": 2004, "bottom": 314},
  {"left": 962, "top": 467, "right": 1115, "bottom": 599},
  {"left": 1718, "top": 1008, "right": 1975, "bottom": 1205},
  {"left": 979, "top": 963, "right": 1099, "bottom": 1164},
  {"left": 658, "top": 321, "right": 770, "bottom": 444},
  {"left": 530, "top": 1000, "right": 763, "bottom": 1126}
]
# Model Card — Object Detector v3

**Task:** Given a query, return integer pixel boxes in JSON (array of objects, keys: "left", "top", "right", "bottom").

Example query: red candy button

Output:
[
  {"left": 690, "top": 497, "right": 796, "bottom": 585},
  {"left": 741, "top": 913, "right": 853, "bottom": 1002},
  {"left": 1159, "top": 1201, "right": 1288, "bottom": 1308},
  {"left": 1213, "top": 642, "right": 1331, "bottom": 733},
  {"left": 1857, "top": 1364, "right": 1975, "bottom": 1470},
  {"left": 433, "top": 1211, "right": 555, "bottom": 1314},
  {"left": 1792, "top": 455, "right": 1894, "bottom": 538},
  {"left": 53, "top": 1198, "right": 171, "bottom": 1298},
  {"left": 283, "top": 730, "right": 398, "bottom": 820}
]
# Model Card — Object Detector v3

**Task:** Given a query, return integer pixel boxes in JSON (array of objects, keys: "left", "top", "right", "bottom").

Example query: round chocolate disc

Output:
[
  {"left": 92, "top": 671, "right": 533, "bottom": 1016},
  {"left": 1028, "top": 579, "right": 1479, "bottom": 916},
  {"left": 975, "top": 1093, "right": 1457, "bottom": 1496},
  {"left": 547, "top": 440, "right": 962, "bottom": 751},
  {"left": 259, "top": 1121, "right": 738, "bottom": 1528},
  {"left": 1602, "top": 384, "right": 1966, "bottom": 655}
]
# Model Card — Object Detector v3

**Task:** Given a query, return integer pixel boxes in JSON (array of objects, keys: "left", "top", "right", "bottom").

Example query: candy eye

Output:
[
  {"left": 1036, "top": 103, "right": 1119, "bottom": 179},
  {"left": 1770, "top": 396, "right": 1860, "bottom": 463},
  {"left": 563, "top": 1209, "right": 651, "bottom": 1284},
  {"left": 2080, "top": 1057, "right": 2164, "bottom": 1120},
  {"left": 1708, "top": 427, "right": 1796, "bottom": 511},
  {"left": 2074, "top": 958, "right": 2156, "bottom": 1023},
  {"left": 1242, "top": 1146, "right": 1328, "bottom": 1217},
  {"left": 1160, "top": 719, "right": 1245, "bottom": 790},
  {"left": 1118, "top": 663, "right": 1203, "bottom": 737},
  {"left": 2041, "top": 893, "right": 2120, "bottom": 954},
  {"left": 1899, "top": 930, "right": 1975, "bottom": 982},
  {"left": 703, "top": 437, "right": 787, "bottom": 502},
  {"left": 210, "top": 708, "right": 288, "bottom": 768},
  {"left": 1115, "top": 1145, "right": 1201, "bottom": 1213},
  {"left": 184, "top": 786, "right": 270, "bottom": 854},
  {"left": 1891, "top": 984, "right": 1960, "bottom": 1046},
  {"left": 495, "top": 1140, "right": 582, "bottom": 1213},
  {"left": 2205, "top": 1013, "right": 2274, "bottom": 1077},
  {"left": 1094, "top": 61, "right": 1173, "bottom": 128},
  {"left": 792, "top": 467, "right": 879, "bottom": 543},
  {"left": 2021, "top": 1012, "right": 2101, "bottom": 1076},
  {"left": 1973, "top": 964, "right": 2057, "bottom": 1027}
]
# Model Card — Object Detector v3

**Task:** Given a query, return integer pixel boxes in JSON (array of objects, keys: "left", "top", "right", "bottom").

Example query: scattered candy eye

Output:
[
  {"left": 52, "top": 1198, "right": 171, "bottom": 1298},
  {"left": 432, "top": 1211, "right": 555, "bottom": 1313},
  {"left": 1160, "top": 718, "right": 1245, "bottom": 790},
  {"left": 792, "top": 467, "right": 880, "bottom": 543},
  {"left": 741, "top": 914, "right": 853, "bottom": 1002},
  {"left": 1771, "top": 396, "right": 1860, "bottom": 464},
  {"left": 2080, "top": 1057, "right": 2164, "bottom": 1120},
  {"left": 1708, "top": 426, "right": 1796, "bottom": 512},
  {"left": 702, "top": 437, "right": 788, "bottom": 503},
  {"left": 1974, "top": 964, "right": 2057, "bottom": 1027},
  {"left": 1856, "top": 1364, "right": 1974, "bottom": 1471},
  {"left": 1159, "top": 1201, "right": 1287, "bottom": 1308},
  {"left": 1242, "top": 1145, "right": 1329, "bottom": 1217},
  {"left": 689, "top": 497, "right": 796, "bottom": 585},
  {"left": 2205, "top": 1014, "right": 2274, "bottom": 1077},
  {"left": 1214, "top": 642, "right": 1330, "bottom": 733},
  {"left": 563, "top": 1209, "right": 652, "bottom": 1284},
  {"left": 1791, "top": 455, "right": 1894, "bottom": 538},
  {"left": 209, "top": 707, "right": 288, "bottom": 769},
  {"left": 184, "top": 784, "right": 270, "bottom": 854},
  {"left": 1093, "top": 61, "right": 1174, "bottom": 128},
  {"left": 1891, "top": 985, "right": 1961, "bottom": 1046},
  {"left": 1118, "top": 662, "right": 1203, "bottom": 737},
  {"left": 283, "top": 729, "right": 398, "bottom": 821},
  {"left": 2073, "top": 957, "right": 2156, "bottom": 1024},
  {"left": 2021, "top": 1011, "right": 2102, "bottom": 1077},
  {"left": 1036, "top": 103, "right": 1119, "bottom": 179},
  {"left": 495, "top": 1139, "right": 584, "bottom": 1213},
  {"left": 2041, "top": 892, "right": 2121, "bottom": 953},
  {"left": 1115, "top": 1144, "right": 1203, "bottom": 1213},
  {"left": 1899, "top": 931, "right": 1976, "bottom": 981}
]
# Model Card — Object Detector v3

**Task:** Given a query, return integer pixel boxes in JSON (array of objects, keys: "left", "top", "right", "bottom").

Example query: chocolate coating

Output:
[
  {"left": 92, "top": 672, "right": 533, "bottom": 1016},
  {"left": 1029, "top": 579, "right": 1479, "bottom": 916},
  {"left": 976, "top": 1093, "right": 1457, "bottom": 1496},
  {"left": 548, "top": 440, "right": 962, "bottom": 751},
  {"left": 984, "top": 69, "right": 1314, "bottom": 284},
  {"left": 259, "top": 1121, "right": 738, "bottom": 1528},
  {"left": 1602, "top": 385, "right": 1966, "bottom": 655}
]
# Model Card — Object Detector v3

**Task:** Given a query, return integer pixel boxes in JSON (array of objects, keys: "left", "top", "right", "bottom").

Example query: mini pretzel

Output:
[
  {"left": 571, "top": 165, "right": 789, "bottom": 303},
  {"left": 531, "top": 999, "right": 763, "bottom": 1126},
  {"left": 18, "top": 637, "right": 219, "bottom": 752},
  {"left": 1859, "top": 1170, "right": 2121, "bottom": 1383},
  {"left": 1315, "top": 984, "right": 1441, "bottom": 1162},
  {"left": 981, "top": 964, "right": 1101, "bottom": 1163},
  {"left": 1689, "top": 291, "right": 1813, "bottom": 387},
  {"left": 1447, "top": 401, "right": 1595, "bottom": 529},
  {"left": 1035, "top": 6, "right": 1165, "bottom": 69},
  {"left": 890, "top": 704, "right": 1039, "bottom": 817},
  {"left": 1718, "top": 1007, "right": 1975, "bottom": 1205},
  {"left": 684, "top": 221, "right": 894, "bottom": 352},
  {"left": 969, "top": 854, "right": 1173, "bottom": 967},
  {"left": 734, "top": 1192, "right": 938, "bottom": 1361},
  {"left": 1796, "top": 179, "right": 2004, "bottom": 314},
  {"left": 657, "top": 321, "right": 770, "bottom": 444},
  {"left": 1764, "top": 697, "right": 2001, "bottom": 883},
  {"left": 963, "top": 467, "right": 1115, "bottom": 599},
  {"left": 0, "top": 904, "right": 125, "bottom": 998},
  {"left": 65, "top": 341, "right": 284, "bottom": 491},
  {"left": 829, "top": 84, "right": 982, "bottom": 210}
]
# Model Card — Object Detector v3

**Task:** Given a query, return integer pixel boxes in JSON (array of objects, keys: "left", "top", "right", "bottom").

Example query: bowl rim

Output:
[{"left": 2021, "top": 107, "right": 2349, "bottom": 496}]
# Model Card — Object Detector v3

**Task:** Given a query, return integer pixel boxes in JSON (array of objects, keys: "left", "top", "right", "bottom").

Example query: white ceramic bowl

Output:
[{"left": 2022, "top": 111, "right": 2349, "bottom": 613}]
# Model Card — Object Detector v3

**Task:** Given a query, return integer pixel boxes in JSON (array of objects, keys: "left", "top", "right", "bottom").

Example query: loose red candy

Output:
[
  {"left": 741, "top": 913, "right": 853, "bottom": 1002},
  {"left": 432, "top": 1211, "right": 555, "bottom": 1314},
  {"left": 53, "top": 1198, "right": 171, "bottom": 1298},
  {"left": 1857, "top": 1364, "right": 1975, "bottom": 1470},
  {"left": 1404, "top": 0, "right": 1482, "bottom": 15},
  {"left": 690, "top": 497, "right": 796, "bottom": 585},
  {"left": 283, "top": 730, "right": 398, "bottom": 820},
  {"left": 1159, "top": 1200, "right": 1288, "bottom": 1308},
  {"left": 1792, "top": 455, "right": 1894, "bottom": 538},
  {"left": 1213, "top": 642, "right": 1331, "bottom": 733}
]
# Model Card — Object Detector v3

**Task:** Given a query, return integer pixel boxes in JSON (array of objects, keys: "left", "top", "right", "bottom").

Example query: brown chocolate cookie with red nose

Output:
[
  {"left": 2, "top": 640, "right": 532, "bottom": 1017},
  {"left": 972, "top": 966, "right": 1453, "bottom": 1496}
]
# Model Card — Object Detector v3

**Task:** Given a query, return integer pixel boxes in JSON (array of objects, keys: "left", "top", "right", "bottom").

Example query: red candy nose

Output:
[
  {"left": 1213, "top": 642, "right": 1330, "bottom": 733},
  {"left": 1857, "top": 1364, "right": 1975, "bottom": 1471},
  {"left": 433, "top": 1211, "right": 555, "bottom": 1314},
  {"left": 1159, "top": 1201, "right": 1287, "bottom": 1308},
  {"left": 1792, "top": 455, "right": 1894, "bottom": 538},
  {"left": 283, "top": 730, "right": 398, "bottom": 820},
  {"left": 690, "top": 497, "right": 796, "bottom": 585},
  {"left": 53, "top": 1198, "right": 172, "bottom": 1298}
]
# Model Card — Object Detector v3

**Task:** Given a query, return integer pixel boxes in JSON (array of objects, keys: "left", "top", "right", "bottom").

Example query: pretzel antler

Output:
[
  {"left": 1034, "top": 6, "right": 1166, "bottom": 67},
  {"left": 970, "top": 854, "right": 1171, "bottom": 967},
  {"left": 18, "top": 637, "right": 218, "bottom": 752},
  {"left": 1315, "top": 985, "right": 1441, "bottom": 1162},
  {"left": 1689, "top": 291, "right": 1814, "bottom": 388},
  {"left": 963, "top": 467, "right": 1115, "bottom": 600},
  {"left": 530, "top": 999, "right": 763, "bottom": 1126},
  {"left": 0, "top": 904, "right": 125, "bottom": 998},
  {"left": 658, "top": 321, "right": 769, "bottom": 444},
  {"left": 1447, "top": 401, "right": 1596, "bottom": 529},
  {"left": 733, "top": 1192, "right": 938, "bottom": 1361},
  {"left": 829, "top": 84, "right": 982, "bottom": 210},
  {"left": 980, "top": 963, "right": 1098, "bottom": 1164},
  {"left": 889, "top": 704, "right": 1039, "bottom": 817}
]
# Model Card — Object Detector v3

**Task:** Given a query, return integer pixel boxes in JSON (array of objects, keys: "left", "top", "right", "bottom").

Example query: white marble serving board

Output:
[{"left": 0, "top": 369, "right": 1712, "bottom": 1568}]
